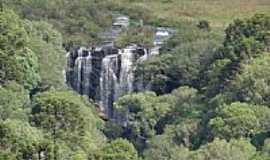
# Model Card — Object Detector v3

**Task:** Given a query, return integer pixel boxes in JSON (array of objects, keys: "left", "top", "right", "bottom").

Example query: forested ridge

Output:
[{"left": 1, "top": 0, "right": 270, "bottom": 159}]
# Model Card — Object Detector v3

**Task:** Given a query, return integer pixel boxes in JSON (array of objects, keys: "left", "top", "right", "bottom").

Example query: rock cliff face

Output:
[{"left": 66, "top": 16, "right": 174, "bottom": 119}]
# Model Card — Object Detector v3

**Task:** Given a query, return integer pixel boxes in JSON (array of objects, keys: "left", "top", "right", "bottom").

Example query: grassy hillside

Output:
[
  {"left": 109, "top": 0, "right": 270, "bottom": 28},
  {"left": 4, "top": 0, "right": 270, "bottom": 46}
]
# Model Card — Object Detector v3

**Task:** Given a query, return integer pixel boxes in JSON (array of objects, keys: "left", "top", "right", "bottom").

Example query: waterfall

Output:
[
  {"left": 66, "top": 47, "right": 93, "bottom": 96},
  {"left": 99, "top": 54, "right": 120, "bottom": 118},
  {"left": 65, "top": 15, "right": 175, "bottom": 119},
  {"left": 98, "top": 45, "right": 137, "bottom": 118},
  {"left": 74, "top": 56, "right": 83, "bottom": 93},
  {"left": 82, "top": 54, "right": 92, "bottom": 95},
  {"left": 66, "top": 45, "right": 160, "bottom": 119},
  {"left": 119, "top": 45, "right": 136, "bottom": 95}
]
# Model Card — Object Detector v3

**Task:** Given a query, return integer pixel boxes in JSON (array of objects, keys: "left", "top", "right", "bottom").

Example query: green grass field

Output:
[{"left": 109, "top": 0, "right": 270, "bottom": 29}]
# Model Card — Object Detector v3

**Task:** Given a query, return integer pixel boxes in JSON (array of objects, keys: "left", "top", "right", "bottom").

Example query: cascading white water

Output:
[
  {"left": 98, "top": 45, "right": 139, "bottom": 118},
  {"left": 82, "top": 54, "right": 92, "bottom": 95},
  {"left": 74, "top": 57, "right": 83, "bottom": 93},
  {"left": 71, "top": 47, "right": 92, "bottom": 95},
  {"left": 119, "top": 45, "right": 136, "bottom": 95},
  {"left": 99, "top": 54, "right": 120, "bottom": 117}
]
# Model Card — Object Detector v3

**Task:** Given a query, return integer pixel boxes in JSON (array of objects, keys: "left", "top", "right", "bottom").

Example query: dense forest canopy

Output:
[{"left": 1, "top": 0, "right": 270, "bottom": 159}]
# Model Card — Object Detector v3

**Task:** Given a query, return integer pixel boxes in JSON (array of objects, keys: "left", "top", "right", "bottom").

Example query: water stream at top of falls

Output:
[{"left": 66, "top": 15, "right": 175, "bottom": 119}]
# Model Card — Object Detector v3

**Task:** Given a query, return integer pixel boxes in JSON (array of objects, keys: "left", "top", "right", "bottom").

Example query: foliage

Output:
[
  {"left": 103, "top": 121, "right": 124, "bottom": 140},
  {"left": 143, "top": 134, "right": 190, "bottom": 160},
  {"left": 114, "top": 86, "right": 206, "bottom": 151},
  {"left": 169, "top": 86, "right": 203, "bottom": 121},
  {"left": 144, "top": 137, "right": 256, "bottom": 160},
  {"left": 25, "top": 20, "right": 66, "bottom": 89},
  {"left": 0, "top": 9, "right": 40, "bottom": 89},
  {"left": 221, "top": 14, "right": 270, "bottom": 61},
  {"left": 202, "top": 59, "right": 232, "bottom": 97},
  {"left": 135, "top": 26, "right": 220, "bottom": 94},
  {"left": 193, "top": 138, "right": 256, "bottom": 160},
  {"left": 162, "top": 119, "right": 202, "bottom": 149},
  {"left": 115, "top": 91, "right": 172, "bottom": 150},
  {"left": 197, "top": 20, "right": 211, "bottom": 31},
  {"left": 225, "top": 53, "right": 270, "bottom": 105},
  {"left": 3, "top": 0, "right": 113, "bottom": 47},
  {"left": 0, "top": 119, "right": 47, "bottom": 160},
  {"left": 115, "top": 26, "right": 154, "bottom": 48},
  {"left": 209, "top": 102, "right": 270, "bottom": 140},
  {"left": 31, "top": 91, "right": 105, "bottom": 156},
  {"left": 90, "top": 139, "right": 139, "bottom": 160},
  {"left": 203, "top": 14, "right": 270, "bottom": 98},
  {"left": 0, "top": 150, "right": 16, "bottom": 160},
  {"left": 0, "top": 81, "right": 30, "bottom": 121}
]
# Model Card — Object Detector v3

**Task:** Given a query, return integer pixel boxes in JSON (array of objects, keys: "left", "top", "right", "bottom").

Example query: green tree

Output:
[
  {"left": 0, "top": 9, "right": 40, "bottom": 89},
  {"left": 162, "top": 119, "right": 202, "bottom": 149},
  {"left": 209, "top": 102, "right": 270, "bottom": 140},
  {"left": 193, "top": 138, "right": 256, "bottom": 160},
  {"left": 144, "top": 134, "right": 190, "bottom": 160},
  {"left": 202, "top": 58, "right": 232, "bottom": 97},
  {"left": 203, "top": 14, "right": 270, "bottom": 98},
  {"left": 135, "top": 54, "right": 176, "bottom": 94},
  {"left": 144, "top": 137, "right": 257, "bottom": 160},
  {"left": 31, "top": 91, "right": 105, "bottom": 157},
  {"left": 25, "top": 20, "right": 66, "bottom": 89},
  {"left": 0, "top": 81, "right": 30, "bottom": 121},
  {"left": 0, "top": 119, "right": 48, "bottom": 160},
  {"left": 170, "top": 86, "right": 203, "bottom": 120},
  {"left": 90, "top": 139, "right": 139, "bottom": 160},
  {"left": 225, "top": 54, "right": 270, "bottom": 105},
  {"left": 222, "top": 14, "right": 270, "bottom": 61},
  {"left": 158, "top": 86, "right": 204, "bottom": 133},
  {"left": 115, "top": 91, "right": 172, "bottom": 151}
]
